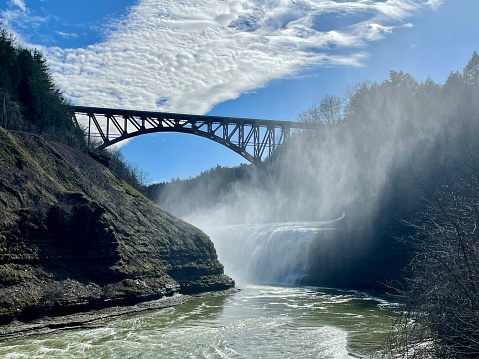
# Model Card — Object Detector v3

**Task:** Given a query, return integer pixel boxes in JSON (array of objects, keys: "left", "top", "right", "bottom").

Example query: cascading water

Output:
[{"left": 205, "top": 219, "right": 341, "bottom": 285}]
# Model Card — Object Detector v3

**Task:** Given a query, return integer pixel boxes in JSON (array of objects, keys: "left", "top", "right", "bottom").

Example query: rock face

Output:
[{"left": 0, "top": 128, "right": 234, "bottom": 323}]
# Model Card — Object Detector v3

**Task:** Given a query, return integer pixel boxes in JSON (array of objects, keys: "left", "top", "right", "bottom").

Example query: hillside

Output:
[{"left": 0, "top": 127, "right": 234, "bottom": 324}]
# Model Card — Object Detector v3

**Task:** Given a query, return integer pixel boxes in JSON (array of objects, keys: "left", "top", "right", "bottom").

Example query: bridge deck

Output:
[{"left": 72, "top": 106, "right": 318, "bottom": 129}]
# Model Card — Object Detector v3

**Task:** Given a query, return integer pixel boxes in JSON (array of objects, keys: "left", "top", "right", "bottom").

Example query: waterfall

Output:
[{"left": 207, "top": 221, "right": 338, "bottom": 285}]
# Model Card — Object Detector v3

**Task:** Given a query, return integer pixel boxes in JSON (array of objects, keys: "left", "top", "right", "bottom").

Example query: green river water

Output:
[{"left": 0, "top": 283, "right": 397, "bottom": 358}]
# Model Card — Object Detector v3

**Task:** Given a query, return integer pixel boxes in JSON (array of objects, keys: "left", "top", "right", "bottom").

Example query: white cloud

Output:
[
  {"left": 55, "top": 31, "right": 79, "bottom": 39},
  {"left": 10, "top": 0, "right": 26, "bottom": 12},
  {"left": 28, "top": 0, "right": 441, "bottom": 115},
  {"left": 426, "top": 0, "right": 445, "bottom": 10},
  {"left": 2, "top": 1, "right": 47, "bottom": 36}
]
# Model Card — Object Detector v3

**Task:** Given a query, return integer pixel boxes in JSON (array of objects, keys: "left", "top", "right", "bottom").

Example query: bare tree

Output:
[
  {"left": 389, "top": 164, "right": 479, "bottom": 358},
  {"left": 298, "top": 95, "right": 344, "bottom": 125}
]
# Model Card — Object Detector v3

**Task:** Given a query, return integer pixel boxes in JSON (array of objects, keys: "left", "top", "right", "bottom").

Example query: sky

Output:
[{"left": 1, "top": 0, "right": 478, "bottom": 183}]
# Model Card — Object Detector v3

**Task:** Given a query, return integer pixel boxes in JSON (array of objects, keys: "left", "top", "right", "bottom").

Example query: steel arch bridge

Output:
[{"left": 72, "top": 106, "right": 320, "bottom": 164}]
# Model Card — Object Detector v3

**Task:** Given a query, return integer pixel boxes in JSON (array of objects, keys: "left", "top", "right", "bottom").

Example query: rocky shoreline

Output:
[{"left": 0, "top": 288, "right": 239, "bottom": 341}]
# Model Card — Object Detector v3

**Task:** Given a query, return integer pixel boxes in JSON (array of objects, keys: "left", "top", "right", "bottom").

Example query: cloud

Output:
[
  {"left": 12, "top": 1, "right": 442, "bottom": 116},
  {"left": 55, "top": 31, "right": 79, "bottom": 39},
  {"left": 2, "top": 1, "right": 47, "bottom": 36},
  {"left": 10, "top": 0, "right": 26, "bottom": 12},
  {"left": 426, "top": 0, "right": 445, "bottom": 10}
]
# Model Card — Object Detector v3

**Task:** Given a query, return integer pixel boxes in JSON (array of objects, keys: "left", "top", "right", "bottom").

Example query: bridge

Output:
[{"left": 72, "top": 106, "right": 320, "bottom": 164}]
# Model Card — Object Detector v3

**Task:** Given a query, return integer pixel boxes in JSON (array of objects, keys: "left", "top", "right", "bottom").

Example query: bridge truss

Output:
[{"left": 72, "top": 106, "right": 318, "bottom": 164}]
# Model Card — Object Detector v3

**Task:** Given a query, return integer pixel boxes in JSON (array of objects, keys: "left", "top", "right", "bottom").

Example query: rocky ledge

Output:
[{"left": 0, "top": 128, "right": 234, "bottom": 324}]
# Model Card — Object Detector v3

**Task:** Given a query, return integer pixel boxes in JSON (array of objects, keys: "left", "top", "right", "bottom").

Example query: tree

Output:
[
  {"left": 343, "top": 81, "right": 375, "bottom": 120},
  {"left": 319, "top": 95, "right": 343, "bottom": 124},
  {"left": 107, "top": 150, "right": 149, "bottom": 189},
  {"left": 390, "top": 164, "right": 479, "bottom": 358},
  {"left": 0, "top": 26, "right": 85, "bottom": 145},
  {"left": 298, "top": 103, "right": 320, "bottom": 124},
  {"left": 0, "top": 29, "right": 18, "bottom": 95},
  {"left": 298, "top": 95, "right": 343, "bottom": 125},
  {"left": 386, "top": 70, "right": 418, "bottom": 91},
  {"left": 0, "top": 88, "right": 21, "bottom": 129},
  {"left": 463, "top": 51, "right": 479, "bottom": 92}
]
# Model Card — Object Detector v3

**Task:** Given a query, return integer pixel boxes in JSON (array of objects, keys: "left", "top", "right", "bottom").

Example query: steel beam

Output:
[{"left": 72, "top": 106, "right": 320, "bottom": 163}]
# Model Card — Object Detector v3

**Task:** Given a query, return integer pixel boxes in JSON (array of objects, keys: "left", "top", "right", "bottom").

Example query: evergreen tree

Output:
[
  {"left": 0, "top": 29, "right": 17, "bottom": 95},
  {"left": 463, "top": 50, "right": 479, "bottom": 92},
  {"left": 0, "top": 26, "right": 85, "bottom": 146}
]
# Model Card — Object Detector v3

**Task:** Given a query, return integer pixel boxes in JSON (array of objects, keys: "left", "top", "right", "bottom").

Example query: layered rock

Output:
[{"left": 0, "top": 128, "right": 234, "bottom": 323}]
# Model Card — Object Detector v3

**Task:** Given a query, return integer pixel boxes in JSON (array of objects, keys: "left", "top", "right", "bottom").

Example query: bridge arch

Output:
[{"left": 72, "top": 106, "right": 319, "bottom": 164}]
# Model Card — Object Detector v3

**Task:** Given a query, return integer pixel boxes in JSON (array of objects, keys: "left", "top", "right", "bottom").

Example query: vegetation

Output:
[
  {"left": 107, "top": 149, "right": 150, "bottom": 190},
  {"left": 389, "top": 165, "right": 479, "bottom": 358},
  {"left": 382, "top": 63, "right": 479, "bottom": 358},
  {"left": 0, "top": 29, "right": 84, "bottom": 147}
]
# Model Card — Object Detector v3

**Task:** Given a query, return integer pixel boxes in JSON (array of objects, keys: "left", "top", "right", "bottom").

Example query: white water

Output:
[
  {"left": 0, "top": 284, "right": 396, "bottom": 358},
  {"left": 203, "top": 220, "right": 339, "bottom": 285}
]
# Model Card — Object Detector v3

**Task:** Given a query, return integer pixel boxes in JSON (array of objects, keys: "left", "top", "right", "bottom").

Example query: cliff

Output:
[{"left": 0, "top": 128, "right": 234, "bottom": 323}]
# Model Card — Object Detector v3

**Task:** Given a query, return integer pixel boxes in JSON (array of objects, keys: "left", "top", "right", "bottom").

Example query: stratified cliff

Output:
[{"left": 0, "top": 128, "right": 234, "bottom": 323}]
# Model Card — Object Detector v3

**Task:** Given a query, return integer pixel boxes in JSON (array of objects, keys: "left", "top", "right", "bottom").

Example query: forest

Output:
[
  {"left": 0, "top": 29, "right": 84, "bottom": 147},
  {"left": 2, "top": 23, "right": 479, "bottom": 357}
]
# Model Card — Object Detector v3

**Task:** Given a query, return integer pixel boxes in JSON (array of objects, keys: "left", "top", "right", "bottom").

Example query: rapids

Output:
[{"left": 0, "top": 284, "right": 397, "bottom": 358}]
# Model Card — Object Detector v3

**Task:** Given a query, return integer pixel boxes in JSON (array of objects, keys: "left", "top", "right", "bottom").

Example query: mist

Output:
[{"left": 151, "top": 59, "right": 479, "bottom": 289}]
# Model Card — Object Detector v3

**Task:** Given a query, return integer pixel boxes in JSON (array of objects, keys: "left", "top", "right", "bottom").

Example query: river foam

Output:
[{"left": 0, "top": 283, "right": 395, "bottom": 358}]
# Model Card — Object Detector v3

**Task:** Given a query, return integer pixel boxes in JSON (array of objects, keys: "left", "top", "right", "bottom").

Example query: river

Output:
[{"left": 0, "top": 222, "right": 398, "bottom": 358}]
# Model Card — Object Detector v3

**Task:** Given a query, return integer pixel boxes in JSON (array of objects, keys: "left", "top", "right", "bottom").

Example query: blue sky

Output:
[{"left": 1, "top": 0, "right": 478, "bottom": 182}]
